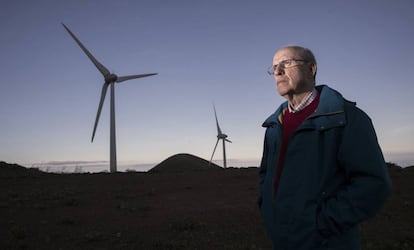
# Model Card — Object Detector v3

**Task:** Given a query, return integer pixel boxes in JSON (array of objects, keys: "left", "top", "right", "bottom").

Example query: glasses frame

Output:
[{"left": 267, "top": 59, "right": 309, "bottom": 75}]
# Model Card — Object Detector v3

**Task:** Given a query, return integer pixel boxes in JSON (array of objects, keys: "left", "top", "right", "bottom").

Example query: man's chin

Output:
[{"left": 276, "top": 86, "right": 290, "bottom": 97}]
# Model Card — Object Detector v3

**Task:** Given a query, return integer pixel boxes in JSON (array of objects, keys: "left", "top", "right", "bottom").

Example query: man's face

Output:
[{"left": 272, "top": 48, "right": 315, "bottom": 97}]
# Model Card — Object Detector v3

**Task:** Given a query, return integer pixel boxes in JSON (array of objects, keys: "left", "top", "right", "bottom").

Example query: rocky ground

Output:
[{"left": 0, "top": 155, "right": 413, "bottom": 250}]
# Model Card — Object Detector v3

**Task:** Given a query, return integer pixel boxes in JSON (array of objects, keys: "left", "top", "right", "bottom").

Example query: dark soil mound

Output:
[
  {"left": 0, "top": 161, "right": 44, "bottom": 178},
  {"left": 148, "top": 153, "right": 222, "bottom": 173}
]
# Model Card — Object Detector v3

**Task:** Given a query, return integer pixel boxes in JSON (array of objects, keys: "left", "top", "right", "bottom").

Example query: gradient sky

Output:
[{"left": 1, "top": 0, "right": 413, "bottom": 170}]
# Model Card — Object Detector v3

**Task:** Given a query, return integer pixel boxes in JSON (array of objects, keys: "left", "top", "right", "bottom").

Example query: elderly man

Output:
[{"left": 258, "top": 45, "right": 391, "bottom": 250}]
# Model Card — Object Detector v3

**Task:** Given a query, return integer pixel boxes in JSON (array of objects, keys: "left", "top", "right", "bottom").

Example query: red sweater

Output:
[{"left": 274, "top": 93, "right": 320, "bottom": 194}]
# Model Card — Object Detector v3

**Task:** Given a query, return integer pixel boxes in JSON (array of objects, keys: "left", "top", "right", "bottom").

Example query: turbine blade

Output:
[
  {"left": 225, "top": 139, "right": 232, "bottom": 143},
  {"left": 213, "top": 105, "right": 222, "bottom": 135},
  {"left": 91, "top": 83, "right": 109, "bottom": 142},
  {"left": 116, "top": 73, "right": 158, "bottom": 83},
  {"left": 62, "top": 23, "right": 110, "bottom": 77},
  {"left": 209, "top": 139, "right": 220, "bottom": 164}
]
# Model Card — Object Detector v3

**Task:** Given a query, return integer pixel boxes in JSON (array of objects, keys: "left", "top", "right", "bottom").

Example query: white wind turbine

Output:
[
  {"left": 62, "top": 23, "right": 157, "bottom": 173},
  {"left": 209, "top": 105, "right": 232, "bottom": 168}
]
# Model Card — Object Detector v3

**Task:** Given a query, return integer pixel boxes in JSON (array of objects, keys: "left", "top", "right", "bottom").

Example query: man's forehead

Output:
[{"left": 273, "top": 48, "right": 299, "bottom": 61}]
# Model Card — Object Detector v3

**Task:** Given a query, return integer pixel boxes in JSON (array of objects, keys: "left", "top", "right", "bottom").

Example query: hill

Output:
[
  {"left": 0, "top": 161, "right": 45, "bottom": 178},
  {"left": 148, "top": 153, "right": 222, "bottom": 173}
]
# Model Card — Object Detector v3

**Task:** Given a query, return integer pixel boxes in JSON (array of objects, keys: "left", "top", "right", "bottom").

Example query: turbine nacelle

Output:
[
  {"left": 218, "top": 133, "right": 228, "bottom": 139},
  {"left": 105, "top": 73, "right": 118, "bottom": 83}
]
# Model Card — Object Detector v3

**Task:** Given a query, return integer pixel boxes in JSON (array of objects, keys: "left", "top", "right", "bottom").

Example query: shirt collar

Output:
[{"left": 288, "top": 88, "right": 318, "bottom": 113}]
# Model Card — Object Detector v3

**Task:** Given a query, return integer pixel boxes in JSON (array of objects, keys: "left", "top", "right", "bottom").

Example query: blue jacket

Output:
[{"left": 258, "top": 85, "right": 391, "bottom": 250}]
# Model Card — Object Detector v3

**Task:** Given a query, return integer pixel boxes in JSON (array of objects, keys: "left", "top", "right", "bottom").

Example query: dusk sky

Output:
[{"left": 1, "top": 0, "right": 413, "bottom": 171}]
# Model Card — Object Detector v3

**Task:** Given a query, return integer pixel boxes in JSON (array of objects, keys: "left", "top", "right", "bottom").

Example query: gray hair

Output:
[
  {"left": 283, "top": 45, "right": 316, "bottom": 64},
  {"left": 282, "top": 45, "right": 317, "bottom": 79}
]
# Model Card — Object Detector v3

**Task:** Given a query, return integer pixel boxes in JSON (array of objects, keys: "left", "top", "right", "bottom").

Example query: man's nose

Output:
[{"left": 275, "top": 65, "right": 284, "bottom": 75}]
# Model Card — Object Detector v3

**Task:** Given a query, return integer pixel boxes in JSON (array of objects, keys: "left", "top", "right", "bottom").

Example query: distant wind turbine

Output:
[
  {"left": 62, "top": 23, "right": 157, "bottom": 173},
  {"left": 209, "top": 105, "right": 232, "bottom": 168}
]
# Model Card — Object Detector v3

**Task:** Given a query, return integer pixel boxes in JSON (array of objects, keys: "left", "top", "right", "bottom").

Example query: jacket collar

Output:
[{"left": 262, "top": 85, "right": 353, "bottom": 127}]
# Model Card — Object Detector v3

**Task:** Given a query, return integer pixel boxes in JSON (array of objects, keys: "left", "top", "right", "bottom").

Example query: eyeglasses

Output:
[{"left": 267, "top": 59, "right": 309, "bottom": 75}]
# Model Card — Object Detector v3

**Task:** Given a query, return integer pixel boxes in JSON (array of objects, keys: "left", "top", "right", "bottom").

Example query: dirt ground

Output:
[{"left": 0, "top": 157, "right": 413, "bottom": 250}]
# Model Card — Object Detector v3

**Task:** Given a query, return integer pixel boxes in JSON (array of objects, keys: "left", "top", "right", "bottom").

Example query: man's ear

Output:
[{"left": 311, "top": 63, "right": 317, "bottom": 78}]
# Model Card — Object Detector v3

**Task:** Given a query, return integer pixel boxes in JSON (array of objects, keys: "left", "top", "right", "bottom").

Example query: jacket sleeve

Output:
[
  {"left": 258, "top": 131, "right": 269, "bottom": 208},
  {"left": 317, "top": 106, "right": 392, "bottom": 238}
]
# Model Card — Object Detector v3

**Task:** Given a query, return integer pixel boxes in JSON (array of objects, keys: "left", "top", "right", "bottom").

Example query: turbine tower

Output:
[
  {"left": 209, "top": 105, "right": 232, "bottom": 168},
  {"left": 62, "top": 23, "right": 157, "bottom": 173}
]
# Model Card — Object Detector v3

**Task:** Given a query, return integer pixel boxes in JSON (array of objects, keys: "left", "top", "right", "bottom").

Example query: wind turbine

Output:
[
  {"left": 209, "top": 105, "right": 232, "bottom": 168},
  {"left": 62, "top": 23, "right": 157, "bottom": 173}
]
